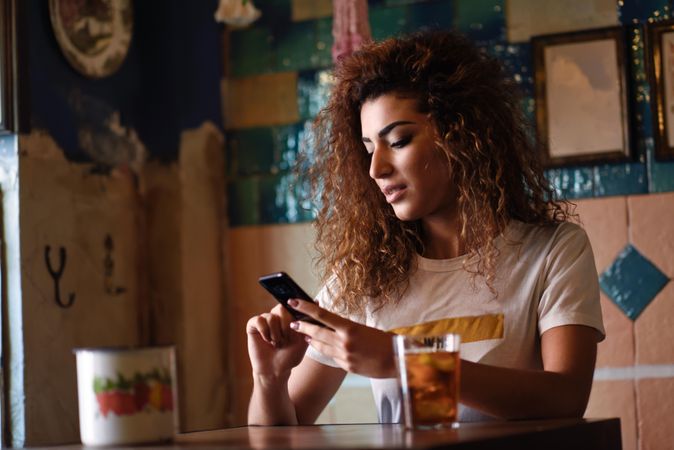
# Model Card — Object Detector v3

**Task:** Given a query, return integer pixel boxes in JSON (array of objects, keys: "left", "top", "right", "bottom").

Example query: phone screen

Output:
[{"left": 258, "top": 272, "right": 325, "bottom": 327}]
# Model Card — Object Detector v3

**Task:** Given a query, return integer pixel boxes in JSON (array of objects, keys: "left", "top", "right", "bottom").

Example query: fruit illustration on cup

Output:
[{"left": 93, "top": 368, "right": 173, "bottom": 417}]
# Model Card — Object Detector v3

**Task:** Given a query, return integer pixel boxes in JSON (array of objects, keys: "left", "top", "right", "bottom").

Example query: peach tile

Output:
[
  {"left": 292, "top": 0, "right": 332, "bottom": 21},
  {"left": 574, "top": 196, "right": 628, "bottom": 273},
  {"left": 634, "top": 282, "right": 674, "bottom": 365},
  {"left": 628, "top": 192, "right": 674, "bottom": 278},
  {"left": 222, "top": 72, "right": 299, "bottom": 129},
  {"left": 636, "top": 378, "right": 674, "bottom": 450},
  {"left": 585, "top": 380, "right": 637, "bottom": 450},
  {"left": 597, "top": 293, "right": 635, "bottom": 367}
]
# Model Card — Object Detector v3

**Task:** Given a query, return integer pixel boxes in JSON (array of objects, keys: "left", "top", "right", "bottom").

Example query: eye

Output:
[{"left": 391, "top": 136, "right": 412, "bottom": 149}]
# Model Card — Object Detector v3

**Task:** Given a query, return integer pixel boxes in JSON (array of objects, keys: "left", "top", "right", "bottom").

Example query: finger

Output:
[
  {"left": 287, "top": 299, "right": 348, "bottom": 330},
  {"left": 248, "top": 315, "right": 272, "bottom": 344},
  {"left": 306, "top": 339, "right": 349, "bottom": 370},
  {"left": 267, "top": 313, "right": 285, "bottom": 345},
  {"left": 289, "top": 319, "right": 336, "bottom": 342}
]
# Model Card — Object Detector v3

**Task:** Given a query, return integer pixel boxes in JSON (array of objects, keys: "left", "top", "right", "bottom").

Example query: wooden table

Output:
[{"left": 173, "top": 418, "right": 621, "bottom": 449}]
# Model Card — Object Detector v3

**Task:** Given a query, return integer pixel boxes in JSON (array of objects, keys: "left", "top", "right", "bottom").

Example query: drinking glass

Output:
[{"left": 394, "top": 334, "right": 461, "bottom": 429}]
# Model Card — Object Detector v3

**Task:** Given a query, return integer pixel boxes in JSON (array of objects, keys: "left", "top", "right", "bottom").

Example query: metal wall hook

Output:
[{"left": 45, "top": 245, "right": 75, "bottom": 308}]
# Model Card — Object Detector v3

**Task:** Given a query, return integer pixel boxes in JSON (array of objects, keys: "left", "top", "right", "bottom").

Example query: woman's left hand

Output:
[{"left": 287, "top": 299, "right": 397, "bottom": 378}]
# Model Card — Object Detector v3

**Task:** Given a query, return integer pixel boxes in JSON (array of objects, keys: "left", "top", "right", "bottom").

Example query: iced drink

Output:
[
  {"left": 405, "top": 351, "right": 460, "bottom": 426},
  {"left": 394, "top": 334, "right": 461, "bottom": 429}
]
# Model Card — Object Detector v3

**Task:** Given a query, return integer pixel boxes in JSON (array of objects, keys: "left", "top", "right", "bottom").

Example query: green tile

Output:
[
  {"left": 274, "top": 18, "right": 333, "bottom": 72},
  {"left": 369, "top": 4, "right": 411, "bottom": 41},
  {"left": 453, "top": 0, "right": 504, "bottom": 42},
  {"left": 228, "top": 178, "right": 260, "bottom": 226},
  {"left": 227, "top": 125, "right": 300, "bottom": 176},
  {"left": 230, "top": 27, "right": 275, "bottom": 77}
]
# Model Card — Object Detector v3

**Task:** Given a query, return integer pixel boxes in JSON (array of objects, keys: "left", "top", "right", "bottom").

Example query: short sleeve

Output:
[{"left": 538, "top": 223, "right": 605, "bottom": 340}]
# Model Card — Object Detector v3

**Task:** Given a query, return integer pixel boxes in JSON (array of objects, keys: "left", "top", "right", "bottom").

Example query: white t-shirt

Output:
[{"left": 306, "top": 221, "right": 605, "bottom": 422}]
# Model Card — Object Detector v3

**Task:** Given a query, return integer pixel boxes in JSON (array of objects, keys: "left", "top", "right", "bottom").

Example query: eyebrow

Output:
[{"left": 362, "top": 120, "right": 415, "bottom": 142}]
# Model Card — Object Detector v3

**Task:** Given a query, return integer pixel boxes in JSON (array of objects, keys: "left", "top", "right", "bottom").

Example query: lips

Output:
[{"left": 381, "top": 184, "right": 407, "bottom": 203}]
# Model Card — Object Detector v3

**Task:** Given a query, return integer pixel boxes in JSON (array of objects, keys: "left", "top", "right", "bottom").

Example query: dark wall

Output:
[{"left": 27, "top": 0, "right": 223, "bottom": 163}]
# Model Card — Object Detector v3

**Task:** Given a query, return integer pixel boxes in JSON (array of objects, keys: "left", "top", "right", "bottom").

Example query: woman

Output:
[{"left": 246, "top": 30, "right": 604, "bottom": 425}]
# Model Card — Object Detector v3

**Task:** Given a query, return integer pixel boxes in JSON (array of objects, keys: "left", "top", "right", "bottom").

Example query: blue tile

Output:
[
  {"left": 619, "top": 0, "right": 669, "bottom": 24},
  {"left": 297, "top": 69, "right": 333, "bottom": 120},
  {"left": 486, "top": 42, "right": 533, "bottom": 98},
  {"left": 453, "top": 0, "right": 505, "bottom": 43},
  {"left": 593, "top": 162, "right": 647, "bottom": 196},
  {"left": 545, "top": 167, "right": 595, "bottom": 200},
  {"left": 599, "top": 244, "right": 669, "bottom": 320}
]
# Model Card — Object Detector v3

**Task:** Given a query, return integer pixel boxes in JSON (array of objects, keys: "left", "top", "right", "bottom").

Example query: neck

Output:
[{"left": 421, "top": 213, "right": 465, "bottom": 260}]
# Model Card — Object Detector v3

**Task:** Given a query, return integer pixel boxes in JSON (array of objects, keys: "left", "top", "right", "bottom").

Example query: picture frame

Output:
[
  {"left": 532, "top": 26, "right": 632, "bottom": 167},
  {"left": 0, "top": 0, "right": 19, "bottom": 134},
  {"left": 646, "top": 19, "right": 674, "bottom": 161}
]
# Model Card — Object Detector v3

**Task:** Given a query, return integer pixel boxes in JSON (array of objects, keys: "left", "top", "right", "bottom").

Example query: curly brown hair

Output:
[{"left": 306, "top": 30, "right": 571, "bottom": 315}]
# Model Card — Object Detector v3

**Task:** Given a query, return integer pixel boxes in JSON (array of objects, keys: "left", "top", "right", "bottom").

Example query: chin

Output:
[{"left": 392, "top": 207, "right": 419, "bottom": 222}]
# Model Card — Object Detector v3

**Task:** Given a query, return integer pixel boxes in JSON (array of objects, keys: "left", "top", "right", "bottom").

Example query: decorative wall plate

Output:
[{"left": 49, "top": 0, "right": 133, "bottom": 78}]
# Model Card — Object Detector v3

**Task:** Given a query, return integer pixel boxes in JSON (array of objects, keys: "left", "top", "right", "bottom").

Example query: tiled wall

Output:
[{"left": 224, "top": 1, "right": 674, "bottom": 448}]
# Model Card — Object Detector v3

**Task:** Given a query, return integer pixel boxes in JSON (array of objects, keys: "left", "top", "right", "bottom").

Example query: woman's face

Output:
[{"left": 360, "top": 93, "right": 456, "bottom": 222}]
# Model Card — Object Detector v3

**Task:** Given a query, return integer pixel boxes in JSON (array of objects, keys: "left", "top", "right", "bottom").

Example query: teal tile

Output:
[
  {"left": 619, "top": 0, "right": 669, "bottom": 23},
  {"left": 594, "top": 162, "right": 647, "bottom": 197},
  {"left": 228, "top": 178, "right": 260, "bottom": 226},
  {"left": 545, "top": 167, "right": 594, "bottom": 199},
  {"left": 274, "top": 17, "right": 333, "bottom": 72},
  {"left": 230, "top": 27, "right": 275, "bottom": 77},
  {"left": 453, "top": 0, "right": 505, "bottom": 42},
  {"left": 407, "top": 1, "right": 454, "bottom": 31},
  {"left": 227, "top": 125, "right": 300, "bottom": 176},
  {"left": 599, "top": 244, "right": 669, "bottom": 320},
  {"left": 647, "top": 139, "right": 674, "bottom": 192},
  {"left": 297, "top": 69, "right": 333, "bottom": 120},
  {"left": 259, "top": 172, "right": 315, "bottom": 224}
]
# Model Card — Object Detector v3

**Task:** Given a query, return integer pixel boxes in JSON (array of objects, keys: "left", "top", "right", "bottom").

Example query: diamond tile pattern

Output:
[{"left": 599, "top": 244, "right": 669, "bottom": 320}]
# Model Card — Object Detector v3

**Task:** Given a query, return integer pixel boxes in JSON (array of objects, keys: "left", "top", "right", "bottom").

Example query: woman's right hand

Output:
[{"left": 246, "top": 303, "right": 309, "bottom": 380}]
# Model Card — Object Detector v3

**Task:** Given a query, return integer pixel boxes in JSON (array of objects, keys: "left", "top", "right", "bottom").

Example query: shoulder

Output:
[{"left": 509, "top": 220, "right": 590, "bottom": 250}]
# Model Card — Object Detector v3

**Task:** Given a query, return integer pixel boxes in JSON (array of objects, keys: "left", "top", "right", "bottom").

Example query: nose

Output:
[{"left": 368, "top": 147, "right": 393, "bottom": 180}]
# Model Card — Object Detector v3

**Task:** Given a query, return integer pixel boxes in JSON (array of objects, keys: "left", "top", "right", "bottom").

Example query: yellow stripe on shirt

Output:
[{"left": 388, "top": 314, "right": 504, "bottom": 343}]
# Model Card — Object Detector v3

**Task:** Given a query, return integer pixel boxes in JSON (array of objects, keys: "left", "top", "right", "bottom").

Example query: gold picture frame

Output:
[
  {"left": 532, "top": 26, "right": 632, "bottom": 167},
  {"left": 646, "top": 19, "right": 674, "bottom": 161}
]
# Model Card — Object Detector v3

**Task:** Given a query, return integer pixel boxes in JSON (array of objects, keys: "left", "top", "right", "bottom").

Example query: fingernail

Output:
[
  {"left": 288, "top": 299, "right": 299, "bottom": 307},
  {"left": 304, "top": 336, "right": 311, "bottom": 343},
  {"left": 270, "top": 340, "right": 276, "bottom": 347},
  {"left": 290, "top": 321, "right": 299, "bottom": 330}
]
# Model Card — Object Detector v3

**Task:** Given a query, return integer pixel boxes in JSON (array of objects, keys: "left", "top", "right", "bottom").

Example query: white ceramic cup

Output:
[{"left": 74, "top": 346, "right": 178, "bottom": 446}]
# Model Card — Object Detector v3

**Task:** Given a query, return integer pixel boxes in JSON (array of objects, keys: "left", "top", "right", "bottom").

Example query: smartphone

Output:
[{"left": 258, "top": 272, "right": 326, "bottom": 327}]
